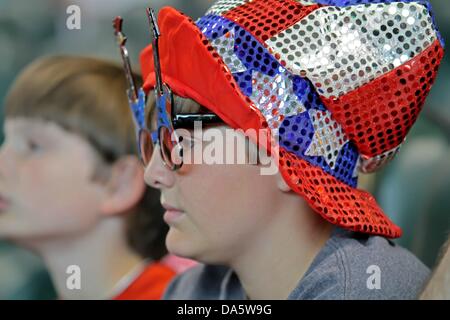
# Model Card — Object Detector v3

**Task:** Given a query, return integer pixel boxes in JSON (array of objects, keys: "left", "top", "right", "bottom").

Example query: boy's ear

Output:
[
  {"left": 99, "top": 156, "right": 146, "bottom": 217},
  {"left": 276, "top": 172, "right": 292, "bottom": 193}
]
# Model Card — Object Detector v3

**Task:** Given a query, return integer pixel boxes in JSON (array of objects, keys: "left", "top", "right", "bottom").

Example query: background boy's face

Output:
[
  {"left": 0, "top": 118, "right": 107, "bottom": 247},
  {"left": 144, "top": 125, "right": 284, "bottom": 265}
]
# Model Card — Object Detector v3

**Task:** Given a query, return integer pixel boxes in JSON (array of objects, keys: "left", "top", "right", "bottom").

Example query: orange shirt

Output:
[{"left": 113, "top": 262, "right": 176, "bottom": 300}]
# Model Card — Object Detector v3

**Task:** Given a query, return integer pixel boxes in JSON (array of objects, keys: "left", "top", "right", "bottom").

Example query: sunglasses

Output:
[{"left": 113, "top": 8, "right": 222, "bottom": 170}]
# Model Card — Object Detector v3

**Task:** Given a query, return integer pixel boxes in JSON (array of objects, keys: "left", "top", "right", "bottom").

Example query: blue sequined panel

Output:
[{"left": 197, "top": 14, "right": 359, "bottom": 187}]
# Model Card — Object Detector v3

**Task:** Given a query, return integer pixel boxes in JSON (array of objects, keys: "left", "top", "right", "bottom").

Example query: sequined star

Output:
[
  {"left": 211, "top": 30, "right": 247, "bottom": 74},
  {"left": 305, "top": 109, "right": 349, "bottom": 170},
  {"left": 250, "top": 70, "right": 307, "bottom": 130}
]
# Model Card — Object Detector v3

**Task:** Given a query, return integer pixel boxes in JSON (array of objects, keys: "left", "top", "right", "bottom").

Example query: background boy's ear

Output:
[{"left": 100, "top": 156, "right": 146, "bottom": 217}]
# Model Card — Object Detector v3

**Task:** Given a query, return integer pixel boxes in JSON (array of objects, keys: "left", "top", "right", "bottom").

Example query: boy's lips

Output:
[{"left": 161, "top": 203, "right": 185, "bottom": 225}]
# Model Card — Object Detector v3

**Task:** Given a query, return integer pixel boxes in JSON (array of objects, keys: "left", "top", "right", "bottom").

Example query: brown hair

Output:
[{"left": 4, "top": 55, "right": 168, "bottom": 260}]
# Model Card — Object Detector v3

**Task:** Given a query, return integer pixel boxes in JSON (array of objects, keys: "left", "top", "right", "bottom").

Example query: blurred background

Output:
[{"left": 0, "top": 0, "right": 448, "bottom": 299}]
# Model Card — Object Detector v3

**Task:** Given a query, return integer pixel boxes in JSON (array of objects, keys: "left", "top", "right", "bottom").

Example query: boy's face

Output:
[
  {"left": 144, "top": 125, "right": 284, "bottom": 265},
  {"left": 0, "top": 118, "right": 107, "bottom": 246}
]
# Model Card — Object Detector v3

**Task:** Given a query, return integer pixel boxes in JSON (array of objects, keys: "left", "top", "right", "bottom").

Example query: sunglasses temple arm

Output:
[
  {"left": 113, "top": 16, "right": 146, "bottom": 130},
  {"left": 113, "top": 16, "right": 140, "bottom": 103},
  {"left": 146, "top": 8, "right": 164, "bottom": 98}
]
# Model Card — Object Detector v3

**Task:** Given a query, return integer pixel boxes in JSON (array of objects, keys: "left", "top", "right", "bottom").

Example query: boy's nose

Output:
[{"left": 144, "top": 145, "right": 176, "bottom": 190}]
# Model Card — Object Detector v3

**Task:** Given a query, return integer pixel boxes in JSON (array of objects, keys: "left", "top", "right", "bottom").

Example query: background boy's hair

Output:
[{"left": 4, "top": 55, "right": 168, "bottom": 260}]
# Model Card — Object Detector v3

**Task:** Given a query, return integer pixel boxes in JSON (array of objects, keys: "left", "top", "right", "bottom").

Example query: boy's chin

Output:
[
  {"left": 165, "top": 229, "right": 202, "bottom": 261},
  {"left": 165, "top": 230, "right": 225, "bottom": 265}
]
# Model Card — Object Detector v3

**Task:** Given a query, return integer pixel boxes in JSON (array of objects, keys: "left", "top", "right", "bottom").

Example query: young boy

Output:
[
  {"left": 0, "top": 56, "right": 180, "bottom": 299},
  {"left": 127, "top": 0, "right": 445, "bottom": 299}
]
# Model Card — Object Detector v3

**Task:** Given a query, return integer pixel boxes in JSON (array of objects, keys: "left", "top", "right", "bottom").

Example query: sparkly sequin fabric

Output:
[{"left": 140, "top": 0, "right": 444, "bottom": 238}]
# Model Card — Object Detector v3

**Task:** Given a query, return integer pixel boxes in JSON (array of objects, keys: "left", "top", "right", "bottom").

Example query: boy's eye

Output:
[
  {"left": 24, "top": 139, "right": 42, "bottom": 153},
  {"left": 7, "top": 137, "right": 43, "bottom": 156}
]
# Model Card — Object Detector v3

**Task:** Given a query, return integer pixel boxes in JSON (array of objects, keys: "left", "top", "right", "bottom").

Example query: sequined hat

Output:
[{"left": 140, "top": 0, "right": 444, "bottom": 238}]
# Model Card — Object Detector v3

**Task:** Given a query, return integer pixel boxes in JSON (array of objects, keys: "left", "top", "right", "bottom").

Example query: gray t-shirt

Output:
[{"left": 163, "top": 228, "right": 430, "bottom": 299}]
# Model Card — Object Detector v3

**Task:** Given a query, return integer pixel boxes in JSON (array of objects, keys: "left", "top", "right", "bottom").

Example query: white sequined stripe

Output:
[
  {"left": 205, "top": 0, "right": 250, "bottom": 15},
  {"left": 265, "top": 2, "right": 438, "bottom": 98}
]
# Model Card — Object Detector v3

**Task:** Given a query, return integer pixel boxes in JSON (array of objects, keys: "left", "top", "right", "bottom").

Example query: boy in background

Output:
[{"left": 0, "top": 56, "right": 183, "bottom": 299}]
